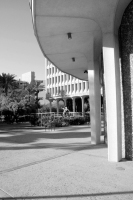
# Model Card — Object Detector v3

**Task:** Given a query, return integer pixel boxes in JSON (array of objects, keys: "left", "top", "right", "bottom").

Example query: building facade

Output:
[
  {"left": 30, "top": 0, "right": 133, "bottom": 162},
  {"left": 21, "top": 71, "right": 35, "bottom": 84},
  {"left": 45, "top": 58, "right": 89, "bottom": 114}
]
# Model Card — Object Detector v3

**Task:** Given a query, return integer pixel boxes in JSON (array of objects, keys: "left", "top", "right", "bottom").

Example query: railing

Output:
[{"left": 31, "top": 112, "right": 90, "bottom": 118}]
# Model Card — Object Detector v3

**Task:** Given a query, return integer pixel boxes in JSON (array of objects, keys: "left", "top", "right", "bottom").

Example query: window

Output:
[
  {"left": 55, "top": 77, "right": 57, "bottom": 83},
  {"left": 75, "top": 83, "right": 77, "bottom": 91},
  {"left": 53, "top": 88, "right": 54, "bottom": 94},
  {"left": 72, "top": 84, "right": 74, "bottom": 92},
  {"left": 50, "top": 88, "right": 51, "bottom": 94},
  {"left": 58, "top": 76, "right": 60, "bottom": 83},
  {"left": 55, "top": 87, "right": 57, "bottom": 94},
  {"left": 79, "top": 83, "right": 81, "bottom": 91},
  {"left": 52, "top": 77, "right": 54, "bottom": 84},
  {"left": 61, "top": 75, "right": 63, "bottom": 82},
  {"left": 47, "top": 69, "right": 49, "bottom": 75},
  {"left": 68, "top": 75, "right": 70, "bottom": 81},
  {"left": 65, "top": 85, "right": 67, "bottom": 93},
  {"left": 52, "top": 67, "right": 54, "bottom": 74},
  {"left": 61, "top": 86, "right": 63, "bottom": 90},
  {"left": 68, "top": 85, "right": 70, "bottom": 92},
  {"left": 83, "top": 82, "right": 85, "bottom": 90},
  {"left": 47, "top": 79, "right": 49, "bottom": 85},
  {"left": 65, "top": 74, "right": 67, "bottom": 82},
  {"left": 50, "top": 78, "right": 51, "bottom": 85},
  {"left": 58, "top": 86, "right": 60, "bottom": 94}
]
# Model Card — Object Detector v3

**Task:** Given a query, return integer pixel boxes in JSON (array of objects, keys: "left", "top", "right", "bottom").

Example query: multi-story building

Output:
[
  {"left": 21, "top": 72, "right": 45, "bottom": 105},
  {"left": 45, "top": 58, "right": 89, "bottom": 115},
  {"left": 30, "top": 0, "right": 133, "bottom": 162},
  {"left": 21, "top": 71, "right": 35, "bottom": 83}
]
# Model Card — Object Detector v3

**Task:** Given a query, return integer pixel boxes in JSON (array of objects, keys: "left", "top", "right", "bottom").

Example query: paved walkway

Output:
[{"left": 0, "top": 123, "right": 133, "bottom": 200}]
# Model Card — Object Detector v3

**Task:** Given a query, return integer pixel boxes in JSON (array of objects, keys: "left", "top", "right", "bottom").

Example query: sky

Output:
[{"left": 0, "top": 0, "right": 46, "bottom": 80}]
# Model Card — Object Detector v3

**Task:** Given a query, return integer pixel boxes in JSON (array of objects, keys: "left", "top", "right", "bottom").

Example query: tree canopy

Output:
[
  {"left": 0, "top": 73, "right": 45, "bottom": 123},
  {"left": 0, "top": 73, "right": 18, "bottom": 96}
]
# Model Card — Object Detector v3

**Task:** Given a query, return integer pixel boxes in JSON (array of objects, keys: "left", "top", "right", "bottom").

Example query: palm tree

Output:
[
  {"left": 24, "top": 80, "right": 45, "bottom": 106},
  {"left": 0, "top": 73, "right": 18, "bottom": 96}
]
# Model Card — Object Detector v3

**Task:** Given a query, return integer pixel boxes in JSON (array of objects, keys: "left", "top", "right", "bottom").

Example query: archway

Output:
[
  {"left": 84, "top": 97, "right": 90, "bottom": 113},
  {"left": 66, "top": 99, "right": 72, "bottom": 112},
  {"left": 119, "top": 1, "right": 133, "bottom": 160},
  {"left": 75, "top": 98, "right": 82, "bottom": 112}
]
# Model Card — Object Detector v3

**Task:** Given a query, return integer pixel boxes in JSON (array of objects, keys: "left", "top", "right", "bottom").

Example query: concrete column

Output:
[
  {"left": 77, "top": 80, "right": 79, "bottom": 92},
  {"left": 64, "top": 98, "right": 67, "bottom": 107},
  {"left": 72, "top": 97, "right": 76, "bottom": 115},
  {"left": 81, "top": 81, "right": 83, "bottom": 93},
  {"left": 57, "top": 99, "right": 59, "bottom": 115},
  {"left": 50, "top": 101, "right": 52, "bottom": 113},
  {"left": 88, "top": 61, "right": 101, "bottom": 145},
  {"left": 70, "top": 78, "right": 72, "bottom": 94},
  {"left": 81, "top": 96, "right": 85, "bottom": 116},
  {"left": 103, "top": 33, "right": 122, "bottom": 162},
  {"left": 74, "top": 78, "right": 76, "bottom": 93},
  {"left": 85, "top": 81, "right": 87, "bottom": 92}
]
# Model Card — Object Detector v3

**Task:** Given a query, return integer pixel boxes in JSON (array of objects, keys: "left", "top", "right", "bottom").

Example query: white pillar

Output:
[
  {"left": 81, "top": 96, "right": 85, "bottom": 116},
  {"left": 88, "top": 61, "right": 101, "bottom": 145},
  {"left": 103, "top": 33, "right": 122, "bottom": 162},
  {"left": 57, "top": 99, "right": 59, "bottom": 115}
]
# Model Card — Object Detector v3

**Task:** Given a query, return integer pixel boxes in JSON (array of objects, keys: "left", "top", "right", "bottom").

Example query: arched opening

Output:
[
  {"left": 75, "top": 98, "right": 82, "bottom": 112},
  {"left": 66, "top": 99, "right": 72, "bottom": 112},
  {"left": 84, "top": 97, "right": 90, "bottom": 113},
  {"left": 119, "top": 1, "right": 133, "bottom": 160}
]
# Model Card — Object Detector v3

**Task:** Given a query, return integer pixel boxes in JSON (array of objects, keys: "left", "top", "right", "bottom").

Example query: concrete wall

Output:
[{"left": 119, "top": 1, "right": 133, "bottom": 160}]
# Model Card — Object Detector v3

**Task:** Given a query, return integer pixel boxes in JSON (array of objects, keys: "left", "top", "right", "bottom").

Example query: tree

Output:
[
  {"left": 0, "top": 73, "right": 18, "bottom": 96},
  {"left": 32, "top": 80, "right": 45, "bottom": 111}
]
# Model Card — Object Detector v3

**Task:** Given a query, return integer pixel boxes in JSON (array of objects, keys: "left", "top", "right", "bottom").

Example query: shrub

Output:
[
  {"left": 84, "top": 113, "right": 90, "bottom": 124},
  {"left": 29, "top": 114, "right": 39, "bottom": 126},
  {"left": 69, "top": 116, "right": 85, "bottom": 125}
]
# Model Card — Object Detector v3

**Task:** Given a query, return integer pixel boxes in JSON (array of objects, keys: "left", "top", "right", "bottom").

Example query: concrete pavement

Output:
[{"left": 0, "top": 123, "right": 133, "bottom": 200}]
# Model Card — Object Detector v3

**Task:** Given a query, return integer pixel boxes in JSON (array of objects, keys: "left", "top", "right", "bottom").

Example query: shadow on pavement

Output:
[
  {"left": 1, "top": 191, "right": 133, "bottom": 199},
  {"left": 0, "top": 123, "right": 90, "bottom": 132},
  {"left": 0, "top": 142, "right": 106, "bottom": 151},
  {"left": 0, "top": 123, "right": 105, "bottom": 151},
  {"left": 0, "top": 130, "right": 91, "bottom": 144}
]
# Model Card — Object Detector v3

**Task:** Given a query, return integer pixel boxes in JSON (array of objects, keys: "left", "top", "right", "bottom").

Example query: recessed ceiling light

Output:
[{"left": 67, "top": 32, "right": 72, "bottom": 39}]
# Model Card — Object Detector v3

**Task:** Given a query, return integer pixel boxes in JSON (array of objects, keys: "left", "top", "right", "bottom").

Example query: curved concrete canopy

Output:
[{"left": 31, "top": 0, "right": 131, "bottom": 81}]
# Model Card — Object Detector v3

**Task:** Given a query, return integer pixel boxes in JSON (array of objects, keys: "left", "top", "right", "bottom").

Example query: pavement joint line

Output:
[
  {"left": 0, "top": 144, "right": 106, "bottom": 174},
  {"left": 0, "top": 145, "right": 94, "bottom": 175},
  {"left": 0, "top": 187, "right": 14, "bottom": 199},
  {"left": 0, "top": 151, "right": 75, "bottom": 175},
  {"left": 79, "top": 152, "right": 107, "bottom": 159}
]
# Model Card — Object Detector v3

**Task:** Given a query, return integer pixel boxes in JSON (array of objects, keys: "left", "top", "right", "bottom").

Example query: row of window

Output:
[
  {"left": 47, "top": 79, "right": 88, "bottom": 90},
  {"left": 47, "top": 75, "right": 78, "bottom": 85},
  {"left": 47, "top": 67, "right": 57, "bottom": 75},
  {"left": 47, "top": 82, "right": 88, "bottom": 95},
  {"left": 47, "top": 67, "right": 75, "bottom": 81}
]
